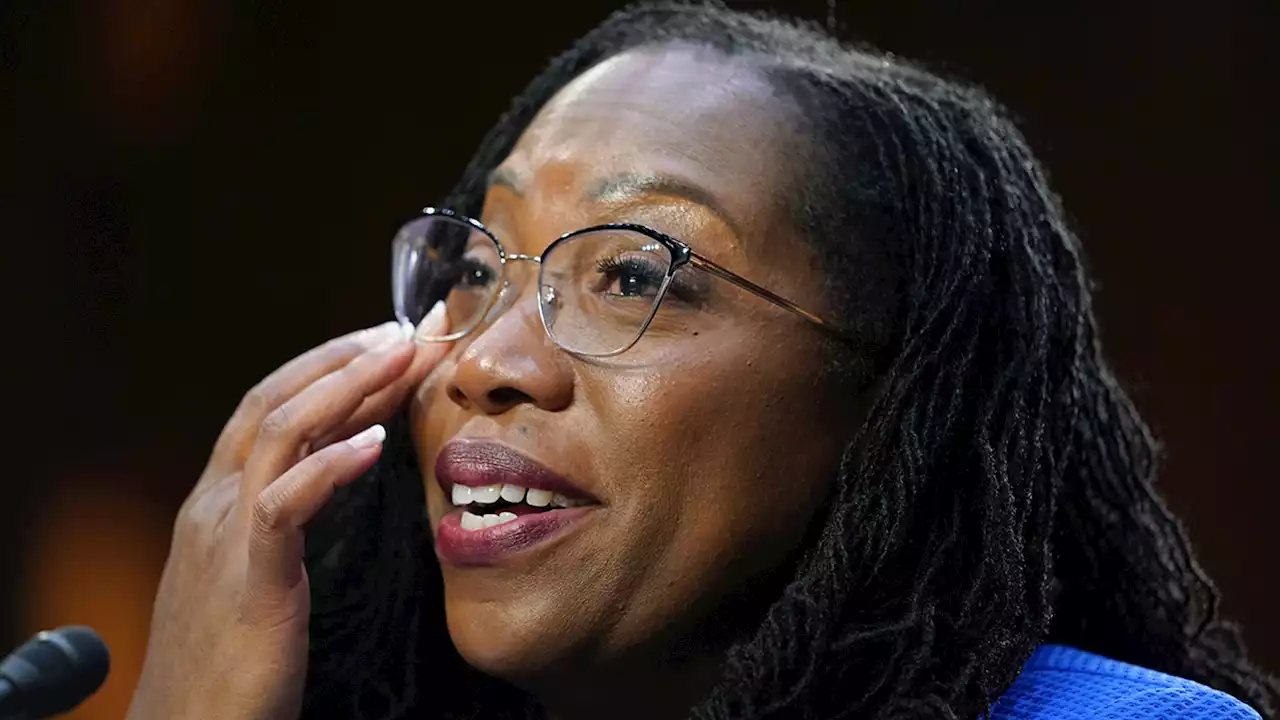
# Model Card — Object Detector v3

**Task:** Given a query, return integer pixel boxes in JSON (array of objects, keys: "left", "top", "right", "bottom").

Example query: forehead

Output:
[{"left": 499, "top": 47, "right": 802, "bottom": 235}]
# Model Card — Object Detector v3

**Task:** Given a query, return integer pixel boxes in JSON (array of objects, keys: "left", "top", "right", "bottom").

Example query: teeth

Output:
[
  {"left": 458, "top": 510, "right": 522, "bottom": 532},
  {"left": 470, "top": 484, "right": 502, "bottom": 504},
  {"left": 450, "top": 483, "right": 589, "bottom": 510},
  {"left": 460, "top": 511, "right": 483, "bottom": 531},
  {"left": 451, "top": 485, "right": 473, "bottom": 506},
  {"left": 551, "top": 493, "right": 590, "bottom": 508}
]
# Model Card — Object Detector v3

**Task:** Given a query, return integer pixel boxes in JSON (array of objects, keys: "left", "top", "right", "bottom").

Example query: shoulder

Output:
[{"left": 989, "top": 645, "right": 1261, "bottom": 720}]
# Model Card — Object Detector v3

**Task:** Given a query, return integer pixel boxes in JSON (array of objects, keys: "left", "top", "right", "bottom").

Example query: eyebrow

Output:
[
  {"left": 587, "top": 172, "right": 743, "bottom": 237},
  {"left": 486, "top": 167, "right": 743, "bottom": 238},
  {"left": 487, "top": 166, "right": 526, "bottom": 195}
]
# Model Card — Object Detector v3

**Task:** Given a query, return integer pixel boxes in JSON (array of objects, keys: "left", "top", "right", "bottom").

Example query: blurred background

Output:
[{"left": 1, "top": 1, "right": 1276, "bottom": 717}]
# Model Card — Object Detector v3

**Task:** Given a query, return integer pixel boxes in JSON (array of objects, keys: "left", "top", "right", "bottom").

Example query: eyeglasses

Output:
[{"left": 391, "top": 207, "right": 854, "bottom": 357}]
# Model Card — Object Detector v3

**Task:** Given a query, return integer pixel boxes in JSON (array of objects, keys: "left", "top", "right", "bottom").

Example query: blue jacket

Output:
[{"left": 991, "top": 645, "right": 1261, "bottom": 719}]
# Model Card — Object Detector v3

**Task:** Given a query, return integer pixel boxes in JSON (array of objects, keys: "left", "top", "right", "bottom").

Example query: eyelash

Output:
[
  {"left": 479, "top": 217, "right": 705, "bottom": 304},
  {"left": 596, "top": 254, "right": 661, "bottom": 275},
  {"left": 595, "top": 255, "right": 701, "bottom": 304}
]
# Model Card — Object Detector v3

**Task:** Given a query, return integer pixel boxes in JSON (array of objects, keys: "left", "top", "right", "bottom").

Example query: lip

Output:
[
  {"left": 433, "top": 438, "right": 599, "bottom": 567},
  {"left": 435, "top": 438, "right": 597, "bottom": 501}
]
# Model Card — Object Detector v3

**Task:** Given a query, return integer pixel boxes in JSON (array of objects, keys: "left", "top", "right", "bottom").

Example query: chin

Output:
[{"left": 442, "top": 587, "right": 588, "bottom": 683}]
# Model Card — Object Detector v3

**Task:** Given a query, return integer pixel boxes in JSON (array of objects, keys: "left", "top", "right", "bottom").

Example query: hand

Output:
[{"left": 128, "top": 307, "right": 449, "bottom": 720}]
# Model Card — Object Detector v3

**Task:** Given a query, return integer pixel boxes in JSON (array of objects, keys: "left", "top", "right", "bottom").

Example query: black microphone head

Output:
[{"left": 0, "top": 625, "right": 111, "bottom": 717}]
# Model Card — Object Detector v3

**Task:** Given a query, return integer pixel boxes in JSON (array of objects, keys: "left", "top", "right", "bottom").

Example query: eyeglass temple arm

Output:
[{"left": 687, "top": 254, "right": 860, "bottom": 345}]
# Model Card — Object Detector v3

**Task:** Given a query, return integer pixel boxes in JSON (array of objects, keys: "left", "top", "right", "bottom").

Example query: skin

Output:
[
  {"left": 127, "top": 318, "right": 450, "bottom": 720},
  {"left": 126, "top": 46, "right": 867, "bottom": 720},
  {"left": 412, "top": 48, "right": 865, "bottom": 720}
]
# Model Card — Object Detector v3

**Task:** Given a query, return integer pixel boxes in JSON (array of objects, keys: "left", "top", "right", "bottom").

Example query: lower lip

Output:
[{"left": 435, "top": 506, "right": 595, "bottom": 567}]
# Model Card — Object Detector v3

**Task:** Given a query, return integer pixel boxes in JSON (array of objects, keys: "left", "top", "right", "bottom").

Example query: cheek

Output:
[
  {"left": 667, "top": 373, "right": 834, "bottom": 554},
  {"left": 410, "top": 356, "right": 463, "bottom": 520},
  {"left": 576, "top": 338, "right": 841, "bottom": 632}
]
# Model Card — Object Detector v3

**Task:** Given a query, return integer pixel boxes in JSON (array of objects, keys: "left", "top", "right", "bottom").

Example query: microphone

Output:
[{"left": 0, "top": 626, "right": 110, "bottom": 719}]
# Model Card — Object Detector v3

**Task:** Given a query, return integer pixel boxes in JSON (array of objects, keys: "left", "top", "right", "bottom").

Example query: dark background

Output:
[{"left": 1, "top": 1, "right": 1275, "bottom": 717}]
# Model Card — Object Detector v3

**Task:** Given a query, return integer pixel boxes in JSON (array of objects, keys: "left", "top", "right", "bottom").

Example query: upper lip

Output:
[{"left": 435, "top": 438, "right": 598, "bottom": 503}]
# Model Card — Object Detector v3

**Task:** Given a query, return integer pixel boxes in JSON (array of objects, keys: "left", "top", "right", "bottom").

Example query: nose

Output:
[{"left": 445, "top": 293, "right": 574, "bottom": 415}]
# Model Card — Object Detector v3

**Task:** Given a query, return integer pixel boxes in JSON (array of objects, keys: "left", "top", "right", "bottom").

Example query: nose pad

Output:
[
  {"left": 483, "top": 257, "right": 538, "bottom": 323},
  {"left": 488, "top": 280, "right": 519, "bottom": 319},
  {"left": 540, "top": 284, "right": 562, "bottom": 332}
]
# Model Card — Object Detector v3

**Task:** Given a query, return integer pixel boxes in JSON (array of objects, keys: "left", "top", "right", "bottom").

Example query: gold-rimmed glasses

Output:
[{"left": 392, "top": 207, "right": 855, "bottom": 357}]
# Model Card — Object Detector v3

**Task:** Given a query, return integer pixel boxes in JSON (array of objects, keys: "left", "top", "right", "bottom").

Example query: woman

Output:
[{"left": 127, "top": 4, "right": 1277, "bottom": 719}]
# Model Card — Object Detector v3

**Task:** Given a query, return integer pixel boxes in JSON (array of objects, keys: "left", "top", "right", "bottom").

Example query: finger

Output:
[
  {"left": 312, "top": 332, "right": 453, "bottom": 448},
  {"left": 239, "top": 336, "right": 415, "bottom": 505},
  {"left": 308, "top": 301, "right": 452, "bottom": 449},
  {"left": 208, "top": 321, "right": 406, "bottom": 477},
  {"left": 411, "top": 300, "right": 451, "bottom": 344},
  {"left": 246, "top": 424, "right": 387, "bottom": 596}
]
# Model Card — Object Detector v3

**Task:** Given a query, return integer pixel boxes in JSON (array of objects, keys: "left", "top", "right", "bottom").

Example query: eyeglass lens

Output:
[{"left": 392, "top": 215, "right": 674, "bottom": 356}]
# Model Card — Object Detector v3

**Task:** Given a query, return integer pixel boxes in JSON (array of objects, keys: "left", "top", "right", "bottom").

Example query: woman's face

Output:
[{"left": 410, "top": 47, "right": 862, "bottom": 701}]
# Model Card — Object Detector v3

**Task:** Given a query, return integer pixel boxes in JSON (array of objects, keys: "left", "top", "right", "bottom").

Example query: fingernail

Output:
[
  {"left": 413, "top": 301, "right": 448, "bottom": 341},
  {"left": 348, "top": 424, "right": 387, "bottom": 449},
  {"left": 358, "top": 322, "right": 402, "bottom": 348}
]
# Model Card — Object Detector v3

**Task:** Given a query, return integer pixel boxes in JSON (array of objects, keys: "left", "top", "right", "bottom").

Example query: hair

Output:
[{"left": 300, "top": 3, "right": 1278, "bottom": 718}]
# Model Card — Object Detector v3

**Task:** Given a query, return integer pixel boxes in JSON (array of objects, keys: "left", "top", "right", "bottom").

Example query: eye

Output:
[
  {"left": 456, "top": 257, "right": 497, "bottom": 288},
  {"left": 594, "top": 255, "right": 667, "bottom": 298}
]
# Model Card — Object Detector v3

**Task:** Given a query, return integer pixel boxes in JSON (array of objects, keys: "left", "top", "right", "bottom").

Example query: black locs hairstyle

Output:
[{"left": 300, "top": 3, "right": 1279, "bottom": 718}]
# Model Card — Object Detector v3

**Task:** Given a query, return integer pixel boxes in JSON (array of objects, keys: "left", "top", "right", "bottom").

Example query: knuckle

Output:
[
  {"left": 251, "top": 490, "right": 287, "bottom": 535},
  {"left": 171, "top": 504, "right": 197, "bottom": 542},
  {"left": 237, "top": 384, "right": 275, "bottom": 424},
  {"left": 174, "top": 481, "right": 220, "bottom": 534},
  {"left": 174, "top": 499, "right": 202, "bottom": 536},
  {"left": 258, "top": 403, "right": 297, "bottom": 440}
]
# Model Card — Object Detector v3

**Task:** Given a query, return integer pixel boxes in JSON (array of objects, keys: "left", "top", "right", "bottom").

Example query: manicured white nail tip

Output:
[
  {"left": 482, "top": 514, "right": 501, "bottom": 528},
  {"left": 414, "top": 301, "right": 447, "bottom": 339},
  {"left": 500, "top": 483, "right": 527, "bottom": 503},
  {"left": 497, "top": 511, "right": 518, "bottom": 523},
  {"left": 526, "top": 488, "right": 553, "bottom": 507},
  {"left": 451, "top": 484, "right": 472, "bottom": 506},
  {"left": 460, "top": 511, "right": 483, "bottom": 531},
  {"left": 347, "top": 424, "right": 387, "bottom": 449},
  {"left": 471, "top": 484, "right": 502, "bottom": 504}
]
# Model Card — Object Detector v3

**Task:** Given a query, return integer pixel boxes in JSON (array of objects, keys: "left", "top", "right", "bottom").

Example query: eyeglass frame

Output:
[{"left": 394, "top": 206, "right": 860, "bottom": 357}]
